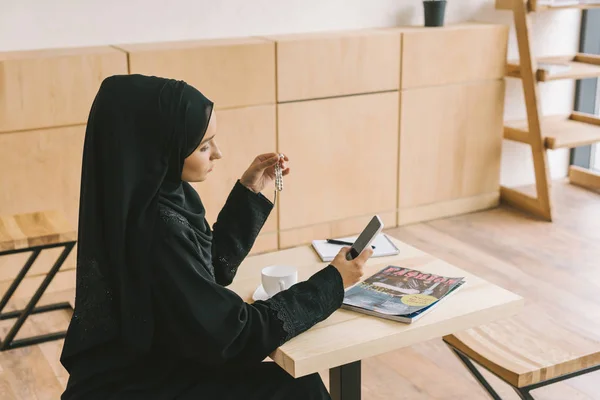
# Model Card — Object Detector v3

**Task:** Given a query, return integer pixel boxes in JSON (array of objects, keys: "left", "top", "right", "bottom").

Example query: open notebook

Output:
[{"left": 312, "top": 233, "right": 400, "bottom": 262}]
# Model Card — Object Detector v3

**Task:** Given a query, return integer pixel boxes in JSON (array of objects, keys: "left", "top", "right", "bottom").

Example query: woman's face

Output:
[{"left": 182, "top": 110, "right": 222, "bottom": 182}]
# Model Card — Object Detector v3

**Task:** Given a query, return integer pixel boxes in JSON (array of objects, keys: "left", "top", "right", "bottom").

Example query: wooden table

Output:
[
  {"left": 0, "top": 210, "right": 76, "bottom": 350},
  {"left": 228, "top": 235, "right": 524, "bottom": 400}
]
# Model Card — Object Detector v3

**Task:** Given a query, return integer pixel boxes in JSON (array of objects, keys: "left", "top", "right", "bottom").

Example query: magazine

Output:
[{"left": 342, "top": 265, "right": 465, "bottom": 323}]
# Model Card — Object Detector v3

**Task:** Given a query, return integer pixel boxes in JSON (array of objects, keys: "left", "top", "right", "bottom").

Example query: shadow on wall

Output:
[{"left": 395, "top": 6, "right": 417, "bottom": 26}]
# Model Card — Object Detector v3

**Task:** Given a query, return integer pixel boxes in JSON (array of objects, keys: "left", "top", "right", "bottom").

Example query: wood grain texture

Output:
[
  {"left": 504, "top": 124, "right": 530, "bottom": 144},
  {"left": 435, "top": 187, "right": 600, "bottom": 389},
  {"left": 504, "top": 113, "right": 600, "bottom": 150},
  {"left": 398, "top": 23, "right": 508, "bottom": 89},
  {"left": 574, "top": 53, "right": 600, "bottom": 66},
  {"left": 507, "top": 54, "right": 600, "bottom": 82},
  {"left": 229, "top": 236, "right": 523, "bottom": 378},
  {"left": 119, "top": 38, "right": 275, "bottom": 109},
  {"left": 505, "top": 0, "right": 554, "bottom": 221},
  {"left": 0, "top": 126, "right": 82, "bottom": 279},
  {"left": 0, "top": 291, "right": 73, "bottom": 399},
  {"left": 498, "top": 0, "right": 600, "bottom": 10},
  {"left": 267, "top": 29, "right": 400, "bottom": 102},
  {"left": 277, "top": 92, "right": 399, "bottom": 231},
  {"left": 399, "top": 80, "right": 505, "bottom": 210},
  {"left": 398, "top": 192, "right": 500, "bottom": 226},
  {"left": 192, "top": 105, "right": 278, "bottom": 254},
  {"left": 495, "top": 0, "right": 514, "bottom": 10},
  {"left": 392, "top": 182, "right": 600, "bottom": 398},
  {"left": 0, "top": 126, "right": 85, "bottom": 227},
  {"left": 0, "top": 211, "right": 75, "bottom": 252},
  {"left": 499, "top": 186, "right": 551, "bottom": 221},
  {"left": 249, "top": 233, "right": 279, "bottom": 256},
  {"left": 445, "top": 319, "right": 600, "bottom": 388},
  {"left": 2, "top": 182, "right": 600, "bottom": 399},
  {"left": 538, "top": 56, "right": 600, "bottom": 82},
  {"left": 569, "top": 166, "right": 600, "bottom": 192},
  {"left": 0, "top": 47, "right": 127, "bottom": 133}
]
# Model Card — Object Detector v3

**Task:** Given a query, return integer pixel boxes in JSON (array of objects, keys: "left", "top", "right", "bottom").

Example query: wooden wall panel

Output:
[
  {"left": 0, "top": 47, "right": 127, "bottom": 133},
  {"left": 277, "top": 92, "right": 399, "bottom": 248},
  {"left": 397, "top": 193, "right": 500, "bottom": 226},
  {"left": 398, "top": 80, "right": 505, "bottom": 224},
  {"left": 399, "top": 23, "right": 508, "bottom": 89},
  {"left": 192, "top": 105, "right": 278, "bottom": 254},
  {"left": 0, "top": 126, "right": 83, "bottom": 274},
  {"left": 0, "top": 126, "right": 84, "bottom": 226},
  {"left": 0, "top": 125, "right": 85, "bottom": 227},
  {"left": 269, "top": 29, "right": 400, "bottom": 102},
  {"left": 120, "top": 38, "right": 275, "bottom": 110}
]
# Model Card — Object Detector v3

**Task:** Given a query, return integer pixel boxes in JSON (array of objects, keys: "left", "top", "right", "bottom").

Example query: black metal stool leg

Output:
[
  {"left": 0, "top": 242, "right": 75, "bottom": 351},
  {"left": 0, "top": 249, "right": 41, "bottom": 313},
  {"left": 514, "top": 388, "right": 535, "bottom": 400},
  {"left": 447, "top": 342, "right": 600, "bottom": 400},
  {"left": 450, "top": 347, "right": 504, "bottom": 400}
]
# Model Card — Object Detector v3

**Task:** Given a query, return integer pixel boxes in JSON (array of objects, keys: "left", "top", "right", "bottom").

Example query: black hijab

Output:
[{"left": 61, "top": 74, "right": 214, "bottom": 363}]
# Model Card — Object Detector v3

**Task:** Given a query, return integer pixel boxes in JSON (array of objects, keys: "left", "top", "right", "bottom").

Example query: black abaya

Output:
[{"left": 60, "top": 75, "right": 344, "bottom": 399}]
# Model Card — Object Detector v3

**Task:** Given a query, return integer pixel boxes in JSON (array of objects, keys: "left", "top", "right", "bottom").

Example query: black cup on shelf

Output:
[{"left": 423, "top": 0, "right": 447, "bottom": 27}]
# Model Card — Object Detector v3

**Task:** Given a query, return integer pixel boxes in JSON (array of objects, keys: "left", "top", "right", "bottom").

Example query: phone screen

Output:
[{"left": 347, "top": 215, "right": 383, "bottom": 260}]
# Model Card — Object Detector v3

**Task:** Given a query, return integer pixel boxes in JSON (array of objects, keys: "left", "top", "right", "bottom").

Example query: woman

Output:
[{"left": 59, "top": 74, "right": 372, "bottom": 399}]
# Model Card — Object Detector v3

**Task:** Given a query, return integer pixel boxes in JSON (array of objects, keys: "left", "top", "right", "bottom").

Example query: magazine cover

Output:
[{"left": 342, "top": 265, "right": 464, "bottom": 317}]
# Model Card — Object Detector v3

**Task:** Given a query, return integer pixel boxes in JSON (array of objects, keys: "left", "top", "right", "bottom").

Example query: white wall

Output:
[{"left": 0, "top": 0, "right": 581, "bottom": 187}]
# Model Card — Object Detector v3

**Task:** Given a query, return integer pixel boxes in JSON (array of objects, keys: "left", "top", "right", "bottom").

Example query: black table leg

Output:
[
  {"left": 330, "top": 361, "right": 361, "bottom": 400},
  {"left": 0, "top": 242, "right": 75, "bottom": 351}
]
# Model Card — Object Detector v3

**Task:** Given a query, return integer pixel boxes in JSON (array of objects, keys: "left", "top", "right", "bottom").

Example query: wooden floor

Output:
[{"left": 1, "top": 181, "right": 600, "bottom": 399}]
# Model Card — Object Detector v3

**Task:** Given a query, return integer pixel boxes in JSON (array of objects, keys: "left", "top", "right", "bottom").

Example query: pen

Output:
[{"left": 326, "top": 239, "right": 375, "bottom": 249}]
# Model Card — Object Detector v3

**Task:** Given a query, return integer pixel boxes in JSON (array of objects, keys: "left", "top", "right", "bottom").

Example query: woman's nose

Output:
[{"left": 212, "top": 147, "right": 223, "bottom": 160}]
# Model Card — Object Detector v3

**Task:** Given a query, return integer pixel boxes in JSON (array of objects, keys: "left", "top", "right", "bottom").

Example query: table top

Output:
[
  {"left": 229, "top": 235, "right": 524, "bottom": 378},
  {"left": 0, "top": 210, "right": 76, "bottom": 253}
]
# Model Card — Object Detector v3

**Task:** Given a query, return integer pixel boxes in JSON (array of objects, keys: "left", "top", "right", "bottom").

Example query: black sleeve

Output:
[
  {"left": 152, "top": 224, "right": 345, "bottom": 367},
  {"left": 211, "top": 180, "right": 273, "bottom": 286}
]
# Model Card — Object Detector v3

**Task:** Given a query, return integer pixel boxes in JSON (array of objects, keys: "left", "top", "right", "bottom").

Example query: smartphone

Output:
[{"left": 346, "top": 215, "right": 384, "bottom": 260}]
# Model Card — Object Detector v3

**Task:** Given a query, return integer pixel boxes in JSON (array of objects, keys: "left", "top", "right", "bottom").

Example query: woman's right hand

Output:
[{"left": 330, "top": 246, "right": 373, "bottom": 288}]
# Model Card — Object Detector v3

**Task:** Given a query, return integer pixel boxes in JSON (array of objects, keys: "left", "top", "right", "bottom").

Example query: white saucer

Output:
[{"left": 252, "top": 284, "right": 271, "bottom": 301}]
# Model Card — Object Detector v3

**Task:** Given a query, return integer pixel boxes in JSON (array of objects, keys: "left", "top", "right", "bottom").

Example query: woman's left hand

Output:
[{"left": 240, "top": 153, "right": 290, "bottom": 193}]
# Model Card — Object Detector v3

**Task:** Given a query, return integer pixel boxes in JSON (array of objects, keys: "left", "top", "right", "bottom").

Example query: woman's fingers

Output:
[
  {"left": 254, "top": 152, "right": 289, "bottom": 172},
  {"left": 255, "top": 152, "right": 277, "bottom": 160},
  {"left": 278, "top": 153, "right": 289, "bottom": 170},
  {"left": 258, "top": 154, "right": 280, "bottom": 169}
]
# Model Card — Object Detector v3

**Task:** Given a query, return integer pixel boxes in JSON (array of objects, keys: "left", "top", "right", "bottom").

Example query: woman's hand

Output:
[
  {"left": 330, "top": 247, "right": 373, "bottom": 289},
  {"left": 240, "top": 153, "right": 290, "bottom": 193}
]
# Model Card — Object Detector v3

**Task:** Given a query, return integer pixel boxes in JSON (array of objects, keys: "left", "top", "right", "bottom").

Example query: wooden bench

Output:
[
  {"left": 443, "top": 319, "right": 600, "bottom": 400},
  {"left": 0, "top": 210, "right": 76, "bottom": 351}
]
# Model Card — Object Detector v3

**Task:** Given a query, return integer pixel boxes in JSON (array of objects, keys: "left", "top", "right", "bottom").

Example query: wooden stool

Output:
[
  {"left": 0, "top": 210, "right": 76, "bottom": 351},
  {"left": 443, "top": 319, "right": 600, "bottom": 400}
]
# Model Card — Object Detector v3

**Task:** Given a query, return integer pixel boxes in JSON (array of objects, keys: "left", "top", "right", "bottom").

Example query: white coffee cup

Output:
[{"left": 261, "top": 265, "right": 298, "bottom": 297}]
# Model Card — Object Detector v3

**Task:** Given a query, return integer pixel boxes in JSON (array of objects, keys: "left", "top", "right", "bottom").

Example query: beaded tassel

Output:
[{"left": 275, "top": 154, "right": 283, "bottom": 192}]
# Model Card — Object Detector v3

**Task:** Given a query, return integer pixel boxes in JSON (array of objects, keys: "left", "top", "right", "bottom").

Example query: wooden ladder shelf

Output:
[{"left": 498, "top": 0, "right": 600, "bottom": 221}]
